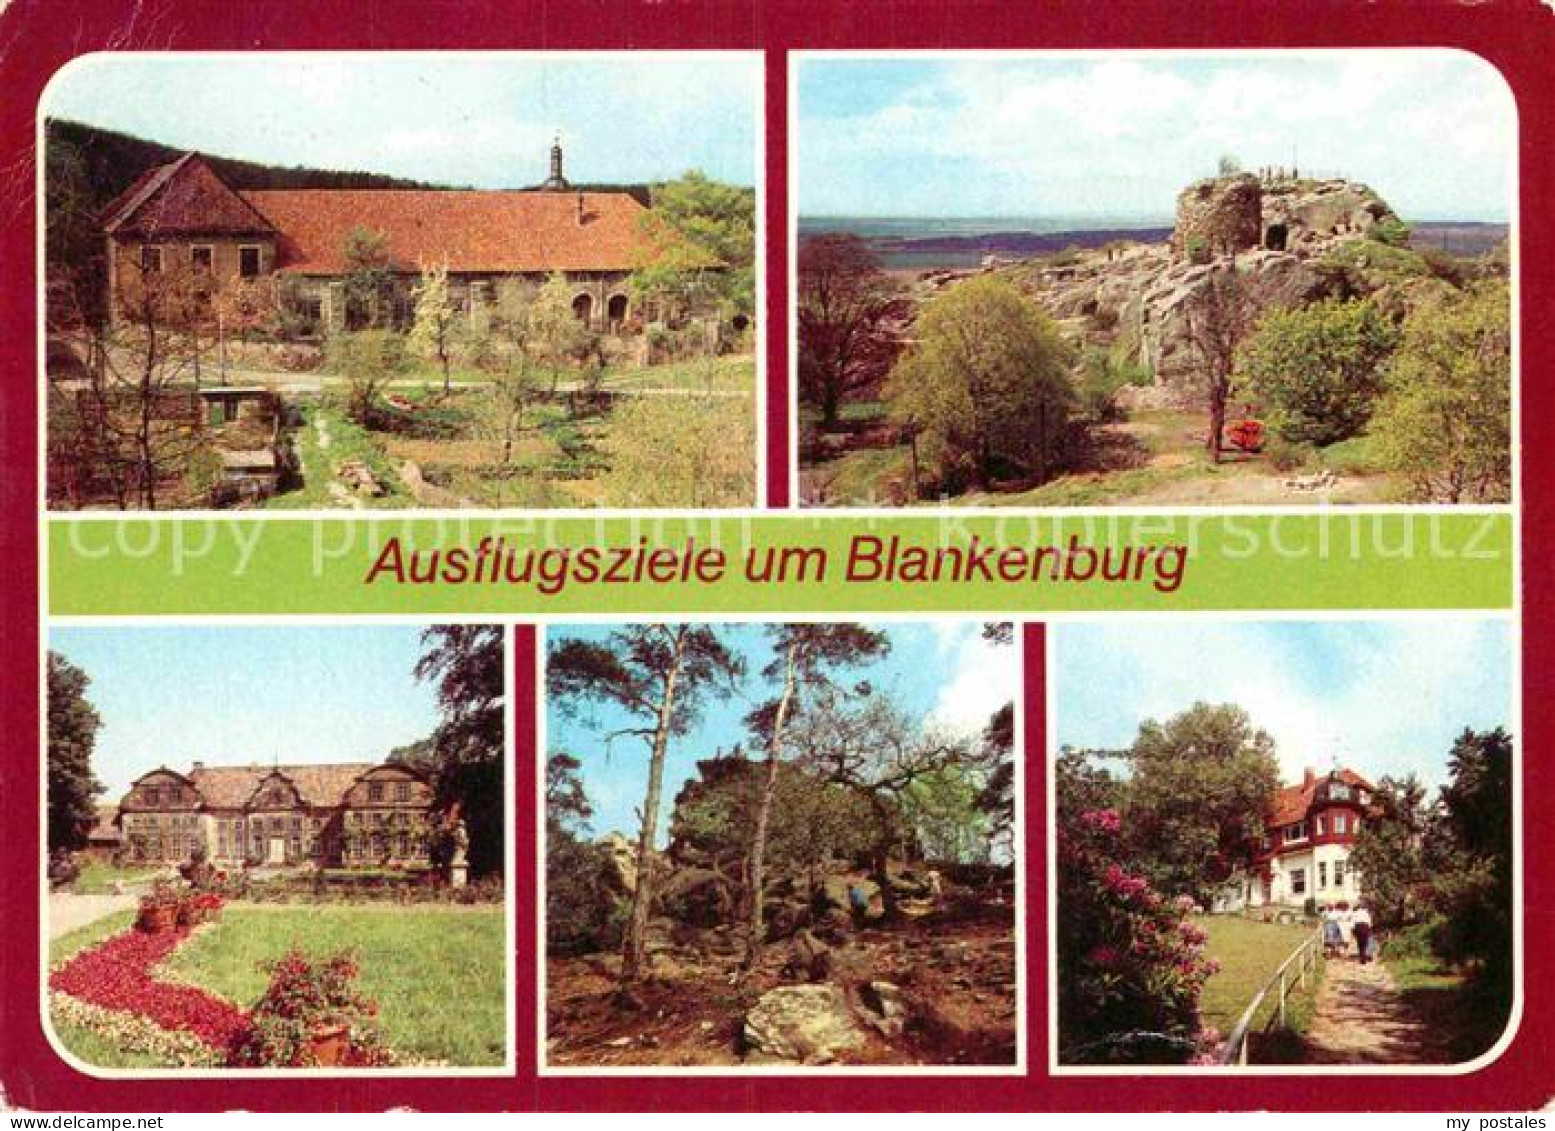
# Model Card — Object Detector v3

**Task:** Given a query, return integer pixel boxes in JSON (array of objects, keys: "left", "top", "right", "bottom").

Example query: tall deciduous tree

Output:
[
  {"left": 1372, "top": 281, "right": 1511, "bottom": 503},
  {"left": 887, "top": 275, "right": 1075, "bottom": 494},
  {"left": 1348, "top": 773, "right": 1435, "bottom": 928},
  {"left": 1123, "top": 702, "right": 1280, "bottom": 902},
  {"left": 740, "top": 623, "right": 890, "bottom": 972},
  {"left": 632, "top": 170, "right": 755, "bottom": 323},
  {"left": 415, "top": 625, "right": 506, "bottom": 878},
  {"left": 547, "top": 626, "right": 744, "bottom": 985},
  {"left": 1182, "top": 265, "right": 1253, "bottom": 463},
  {"left": 48, "top": 651, "right": 104, "bottom": 853},
  {"left": 797, "top": 234, "right": 897, "bottom": 426},
  {"left": 1240, "top": 297, "right": 1398, "bottom": 446}
]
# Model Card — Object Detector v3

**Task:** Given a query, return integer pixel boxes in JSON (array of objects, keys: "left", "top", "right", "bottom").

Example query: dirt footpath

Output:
[{"left": 48, "top": 892, "right": 137, "bottom": 940}]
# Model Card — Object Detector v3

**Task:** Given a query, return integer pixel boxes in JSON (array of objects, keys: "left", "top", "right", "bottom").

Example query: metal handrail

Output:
[{"left": 1219, "top": 924, "right": 1324, "bottom": 1066}]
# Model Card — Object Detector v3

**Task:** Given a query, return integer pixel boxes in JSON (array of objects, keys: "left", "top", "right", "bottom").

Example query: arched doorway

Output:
[
  {"left": 571, "top": 293, "right": 593, "bottom": 325},
  {"left": 1265, "top": 223, "right": 1288, "bottom": 251},
  {"left": 606, "top": 292, "right": 629, "bottom": 329}
]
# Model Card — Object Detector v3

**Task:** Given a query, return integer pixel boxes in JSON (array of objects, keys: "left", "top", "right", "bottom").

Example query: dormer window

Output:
[
  {"left": 1330, "top": 783, "right": 1352, "bottom": 801},
  {"left": 1283, "top": 821, "right": 1308, "bottom": 843},
  {"left": 144, "top": 785, "right": 161, "bottom": 806},
  {"left": 1316, "top": 815, "right": 1327, "bottom": 835},
  {"left": 369, "top": 782, "right": 385, "bottom": 803},
  {"left": 1334, "top": 813, "right": 1349, "bottom": 834}
]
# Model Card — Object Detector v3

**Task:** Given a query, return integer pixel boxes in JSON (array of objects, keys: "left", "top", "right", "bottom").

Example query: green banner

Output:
[{"left": 47, "top": 512, "right": 1513, "bottom": 617}]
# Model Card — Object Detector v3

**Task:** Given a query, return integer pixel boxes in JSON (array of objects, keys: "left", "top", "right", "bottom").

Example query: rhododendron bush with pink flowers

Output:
[{"left": 1056, "top": 751, "right": 1221, "bottom": 1065}]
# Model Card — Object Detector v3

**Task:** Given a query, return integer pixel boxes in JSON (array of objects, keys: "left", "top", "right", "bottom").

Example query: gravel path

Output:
[
  {"left": 48, "top": 892, "right": 138, "bottom": 940},
  {"left": 1302, "top": 958, "right": 1447, "bottom": 1064}
]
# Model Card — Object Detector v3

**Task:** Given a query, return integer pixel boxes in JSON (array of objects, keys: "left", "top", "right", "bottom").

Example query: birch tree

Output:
[{"left": 741, "top": 624, "right": 889, "bottom": 974}]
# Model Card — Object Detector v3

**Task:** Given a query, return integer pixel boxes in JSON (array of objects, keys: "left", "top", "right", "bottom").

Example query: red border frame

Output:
[{"left": 3, "top": 0, "right": 1551, "bottom": 1111}]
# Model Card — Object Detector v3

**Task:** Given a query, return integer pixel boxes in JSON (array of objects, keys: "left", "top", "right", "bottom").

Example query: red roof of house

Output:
[
  {"left": 1268, "top": 768, "right": 1375, "bottom": 827},
  {"left": 101, "top": 154, "right": 278, "bottom": 238},
  {"left": 240, "top": 188, "right": 656, "bottom": 275},
  {"left": 187, "top": 763, "right": 380, "bottom": 809}
]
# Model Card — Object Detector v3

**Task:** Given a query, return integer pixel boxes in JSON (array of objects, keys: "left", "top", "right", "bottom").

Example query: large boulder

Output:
[
  {"left": 743, "top": 984, "right": 867, "bottom": 1065},
  {"left": 1262, "top": 178, "right": 1395, "bottom": 253},
  {"left": 597, "top": 832, "right": 638, "bottom": 894}
]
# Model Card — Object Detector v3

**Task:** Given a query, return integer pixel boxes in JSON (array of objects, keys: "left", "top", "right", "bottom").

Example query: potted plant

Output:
[
  {"left": 229, "top": 949, "right": 391, "bottom": 1067},
  {"left": 137, "top": 881, "right": 181, "bottom": 934}
]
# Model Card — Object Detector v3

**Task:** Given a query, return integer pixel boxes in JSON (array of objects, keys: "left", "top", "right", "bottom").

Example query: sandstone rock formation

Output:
[
  {"left": 1172, "top": 173, "right": 1263, "bottom": 259},
  {"left": 742, "top": 984, "right": 867, "bottom": 1064}
]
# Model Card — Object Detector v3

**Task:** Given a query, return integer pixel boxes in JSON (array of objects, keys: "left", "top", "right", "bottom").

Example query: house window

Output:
[
  {"left": 141, "top": 245, "right": 164, "bottom": 274},
  {"left": 1290, "top": 868, "right": 1307, "bottom": 895},
  {"left": 144, "top": 786, "right": 161, "bottom": 806},
  {"left": 239, "top": 246, "right": 262, "bottom": 278},
  {"left": 1318, "top": 862, "right": 1328, "bottom": 888},
  {"left": 191, "top": 246, "right": 214, "bottom": 274},
  {"left": 1331, "top": 783, "right": 1352, "bottom": 801},
  {"left": 1283, "top": 821, "right": 1307, "bottom": 843},
  {"left": 394, "top": 781, "right": 411, "bottom": 802},
  {"left": 1334, "top": 813, "right": 1348, "bottom": 834},
  {"left": 1316, "top": 815, "right": 1327, "bottom": 836},
  {"left": 369, "top": 782, "right": 385, "bottom": 803},
  {"left": 1334, "top": 859, "right": 1347, "bottom": 886}
]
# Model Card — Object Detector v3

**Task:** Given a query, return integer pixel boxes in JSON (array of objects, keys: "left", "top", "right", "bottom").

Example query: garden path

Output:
[
  {"left": 1301, "top": 958, "right": 1447, "bottom": 1064},
  {"left": 48, "top": 892, "right": 137, "bottom": 939}
]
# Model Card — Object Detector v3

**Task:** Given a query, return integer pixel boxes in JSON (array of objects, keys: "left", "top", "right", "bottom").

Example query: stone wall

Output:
[{"left": 1171, "top": 174, "right": 1263, "bottom": 260}]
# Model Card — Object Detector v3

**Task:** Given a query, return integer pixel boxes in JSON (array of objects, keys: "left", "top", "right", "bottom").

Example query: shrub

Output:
[
  {"left": 1076, "top": 349, "right": 1151, "bottom": 424},
  {"left": 229, "top": 949, "right": 392, "bottom": 1067},
  {"left": 1056, "top": 806, "right": 1220, "bottom": 1065},
  {"left": 1263, "top": 434, "right": 1315, "bottom": 473},
  {"left": 1371, "top": 216, "right": 1413, "bottom": 248},
  {"left": 597, "top": 391, "right": 755, "bottom": 507},
  {"left": 1241, "top": 298, "right": 1398, "bottom": 446}
]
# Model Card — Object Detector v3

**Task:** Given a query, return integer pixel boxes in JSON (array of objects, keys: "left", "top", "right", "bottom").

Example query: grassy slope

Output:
[
  {"left": 1385, "top": 952, "right": 1511, "bottom": 1064},
  {"left": 48, "top": 905, "right": 505, "bottom": 1068},
  {"left": 1197, "top": 917, "right": 1320, "bottom": 1042}
]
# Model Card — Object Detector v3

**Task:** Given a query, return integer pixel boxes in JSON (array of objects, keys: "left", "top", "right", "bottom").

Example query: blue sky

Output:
[
  {"left": 547, "top": 622, "right": 1017, "bottom": 840},
  {"left": 1054, "top": 619, "right": 1513, "bottom": 790},
  {"left": 798, "top": 52, "right": 1513, "bottom": 220},
  {"left": 45, "top": 54, "right": 759, "bottom": 188},
  {"left": 50, "top": 626, "right": 443, "bottom": 797}
]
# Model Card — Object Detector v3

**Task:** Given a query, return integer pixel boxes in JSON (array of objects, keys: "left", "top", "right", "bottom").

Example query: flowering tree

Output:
[{"left": 1056, "top": 748, "right": 1220, "bottom": 1065}]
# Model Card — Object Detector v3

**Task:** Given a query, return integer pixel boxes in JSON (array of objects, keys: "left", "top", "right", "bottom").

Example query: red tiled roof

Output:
[
  {"left": 241, "top": 188, "right": 656, "bottom": 275},
  {"left": 1268, "top": 767, "right": 1375, "bottom": 827},
  {"left": 187, "top": 763, "right": 380, "bottom": 809},
  {"left": 102, "top": 154, "right": 278, "bottom": 239}
]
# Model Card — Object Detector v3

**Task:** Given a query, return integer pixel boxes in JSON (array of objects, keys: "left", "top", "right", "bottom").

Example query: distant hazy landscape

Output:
[{"left": 799, "top": 216, "right": 1511, "bottom": 271}]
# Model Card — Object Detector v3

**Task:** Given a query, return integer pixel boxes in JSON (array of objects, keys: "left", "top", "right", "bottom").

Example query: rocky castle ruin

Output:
[{"left": 1014, "top": 170, "right": 1410, "bottom": 407}]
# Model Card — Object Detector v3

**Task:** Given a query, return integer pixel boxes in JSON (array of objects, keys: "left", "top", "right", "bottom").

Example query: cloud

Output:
[
  {"left": 926, "top": 625, "right": 1018, "bottom": 740},
  {"left": 1054, "top": 620, "right": 1512, "bottom": 789},
  {"left": 799, "top": 52, "right": 1513, "bottom": 218}
]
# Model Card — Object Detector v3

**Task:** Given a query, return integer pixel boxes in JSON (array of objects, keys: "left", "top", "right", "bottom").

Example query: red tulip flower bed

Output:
[{"left": 50, "top": 925, "right": 251, "bottom": 1055}]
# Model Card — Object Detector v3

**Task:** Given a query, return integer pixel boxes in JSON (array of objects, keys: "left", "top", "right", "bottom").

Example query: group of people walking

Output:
[{"left": 1321, "top": 902, "right": 1376, "bottom": 962}]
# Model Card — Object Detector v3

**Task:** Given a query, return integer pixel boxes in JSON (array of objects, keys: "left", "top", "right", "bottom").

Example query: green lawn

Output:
[
  {"left": 598, "top": 355, "right": 754, "bottom": 393},
  {"left": 52, "top": 909, "right": 137, "bottom": 965},
  {"left": 66, "top": 862, "right": 161, "bottom": 895},
  {"left": 1197, "top": 916, "right": 1322, "bottom": 1054},
  {"left": 50, "top": 904, "right": 506, "bottom": 1068},
  {"left": 1385, "top": 951, "right": 1511, "bottom": 1064}
]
